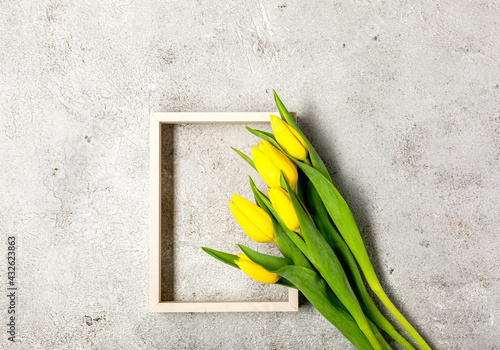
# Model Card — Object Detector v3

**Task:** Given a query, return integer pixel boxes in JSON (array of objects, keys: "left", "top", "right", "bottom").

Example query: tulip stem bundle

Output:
[{"left": 202, "top": 91, "right": 431, "bottom": 350}]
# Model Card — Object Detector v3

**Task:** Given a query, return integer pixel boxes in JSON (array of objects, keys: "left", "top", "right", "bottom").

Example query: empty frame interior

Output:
[{"left": 150, "top": 112, "right": 299, "bottom": 312}]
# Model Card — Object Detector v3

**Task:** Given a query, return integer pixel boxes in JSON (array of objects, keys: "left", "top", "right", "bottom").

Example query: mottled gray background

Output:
[{"left": 1, "top": 0, "right": 499, "bottom": 349}]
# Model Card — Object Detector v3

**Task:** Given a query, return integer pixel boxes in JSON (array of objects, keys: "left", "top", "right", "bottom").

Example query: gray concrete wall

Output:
[{"left": 1, "top": 0, "right": 499, "bottom": 349}]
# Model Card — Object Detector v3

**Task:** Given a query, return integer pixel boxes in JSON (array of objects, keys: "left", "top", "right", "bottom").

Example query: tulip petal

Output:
[
  {"left": 236, "top": 244, "right": 289, "bottom": 271},
  {"left": 232, "top": 194, "right": 274, "bottom": 242},
  {"left": 259, "top": 141, "right": 298, "bottom": 188},
  {"left": 228, "top": 200, "right": 274, "bottom": 243},
  {"left": 273, "top": 90, "right": 332, "bottom": 181},
  {"left": 251, "top": 146, "right": 281, "bottom": 188},
  {"left": 249, "top": 176, "right": 310, "bottom": 261},
  {"left": 260, "top": 140, "right": 296, "bottom": 173},
  {"left": 235, "top": 255, "right": 281, "bottom": 284},
  {"left": 268, "top": 187, "right": 300, "bottom": 232},
  {"left": 248, "top": 176, "right": 314, "bottom": 271},
  {"left": 270, "top": 115, "right": 308, "bottom": 160}
]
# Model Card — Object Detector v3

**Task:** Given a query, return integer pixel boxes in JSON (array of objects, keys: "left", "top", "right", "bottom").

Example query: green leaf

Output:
[
  {"left": 236, "top": 244, "right": 289, "bottom": 271},
  {"left": 275, "top": 265, "right": 374, "bottom": 350},
  {"left": 296, "top": 168, "right": 309, "bottom": 206},
  {"left": 253, "top": 129, "right": 275, "bottom": 139},
  {"left": 273, "top": 90, "right": 332, "bottom": 181},
  {"left": 296, "top": 160, "right": 430, "bottom": 349},
  {"left": 248, "top": 176, "right": 313, "bottom": 270},
  {"left": 202, "top": 247, "right": 296, "bottom": 290},
  {"left": 281, "top": 172, "right": 382, "bottom": 350},
  {"left": 272, "top": 92, "right": 430, "bottom": 350},
  {"left": 248, "top": 176, "right": 272, "bottom": 216},
  {"left": 250, "top": 181, "right": 308, "bottom": 258},
  {"left": 307, "top": 182, "right": 416, "bottom": 350},
  {"left": 231, "top": 147, "right": 256, "bottom": 170},
  {"left": 201, "top": 247, "right": 239, "bottom": 269},
  {"left": 275, "top": 277, "right": 296, "bottom": 289},
  {"left": 292, "top": 160, "right": 379, "bottom": 288},
  {"left": 273, "top": 219, "right": 313, "bottom": 270},
  {"left": 245, "top": 126, "right": 281, "bottom": 149}
]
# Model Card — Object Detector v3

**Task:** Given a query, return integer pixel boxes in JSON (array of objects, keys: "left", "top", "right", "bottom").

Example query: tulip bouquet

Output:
[{"left": 202, "top": 92, "right": 431, "bottom": 350}]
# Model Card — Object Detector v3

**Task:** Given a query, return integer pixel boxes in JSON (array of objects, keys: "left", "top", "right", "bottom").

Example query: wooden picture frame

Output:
[{"left": 150, "top": 112, "right": 299, "bottom": 313}]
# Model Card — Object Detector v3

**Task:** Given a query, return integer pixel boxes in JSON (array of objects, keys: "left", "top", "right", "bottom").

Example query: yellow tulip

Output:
[
  {"left": 235, "top": 254, "right": 280, "bottom": 284},
  {"left": 268, "top": 187, "right": 300, "bottom": 232},
  {"left": 251, "top": 140, "right": 298, "bottom": 189},
  {"left": 270, "top": 114, "right": 308, "bottom": 161},
  {"left": 228, "top": 194, "right": 274, "bottom": 243}
]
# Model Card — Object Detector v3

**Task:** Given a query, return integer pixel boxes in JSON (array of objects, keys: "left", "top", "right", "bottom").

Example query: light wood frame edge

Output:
[{"left": 150, "top": 112, "right": 299, "bottom": 313}]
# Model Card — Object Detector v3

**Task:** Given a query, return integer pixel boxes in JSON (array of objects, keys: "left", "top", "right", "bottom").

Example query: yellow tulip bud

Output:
[
  {"left": 251, "top": 140, "right": 298, "bottom": 189},
  {"left": 235, "top": 254, "right": 280, "bottom": 284},
  {"left": 228, "top": 194, "right": 275, "bottom": 243},
  {"left": 270, "top": 115, "right": 308, "bottom": 161},
  {"left": 268, "top": 187, "right": 300, "bottom": 232}
]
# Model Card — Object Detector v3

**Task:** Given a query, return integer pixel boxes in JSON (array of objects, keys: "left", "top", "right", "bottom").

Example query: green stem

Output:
[
  {"left": 272, "top": 92, "right": 429, "bottom": 349},
  {"left": 294, "top": 160, "right": 431, "bottom": 349},
  {"left": 308, "top": 183, "right": 416, "bottom": 350},
  {"left": 362, "top": 328, "right": 383, "bottom": 350},
  {"left": 372, "top": 283, "right": 431, "bottom": 350},
  {"left": 276, "top": 265, "right": 375, "bottom": 350},
  {"left": 368, "top": 319, "right": 392, "bottom": 350},
  {"left": 281, "top": 174, "right": 382, "bottom": 350}
]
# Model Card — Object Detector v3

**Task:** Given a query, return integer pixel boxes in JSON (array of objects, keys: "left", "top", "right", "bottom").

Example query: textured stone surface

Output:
[
  {"left": 161, "top": 122, "right": 288, "bottom": 302},
  {"left": 1, "top": 0, "right": 499, "bottom": 349}
]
